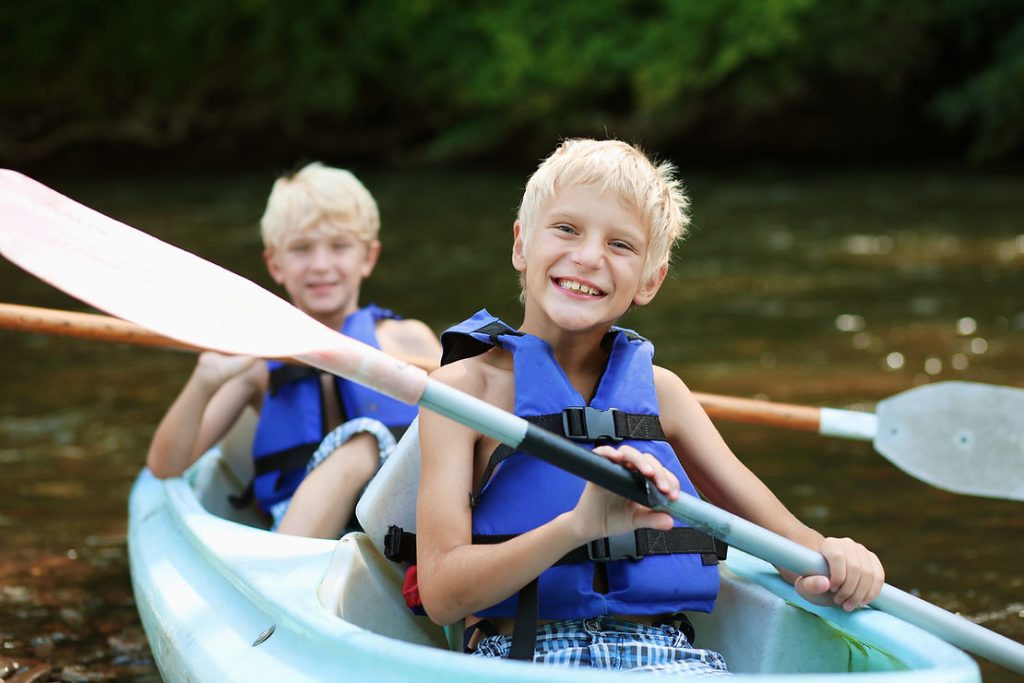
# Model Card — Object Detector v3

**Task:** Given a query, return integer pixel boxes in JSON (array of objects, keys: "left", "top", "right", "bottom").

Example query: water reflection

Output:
[{"left": 1, "top": 169, "right": 1022, "bottom": 680}]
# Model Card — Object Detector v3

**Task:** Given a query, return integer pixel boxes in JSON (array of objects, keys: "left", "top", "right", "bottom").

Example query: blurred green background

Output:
[{"left": 3, "top": 0, "right": 1023, "bottom": 171}]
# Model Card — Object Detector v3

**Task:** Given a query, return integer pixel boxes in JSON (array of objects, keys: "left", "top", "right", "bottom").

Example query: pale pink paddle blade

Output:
[{"left": 0, "top": 170, "right": 427, "bottom": 405}]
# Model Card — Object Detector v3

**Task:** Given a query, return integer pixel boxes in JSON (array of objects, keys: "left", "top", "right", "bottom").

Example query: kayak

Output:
[{"left": 127, "top": 415, "right": 981, "bottom": 682}]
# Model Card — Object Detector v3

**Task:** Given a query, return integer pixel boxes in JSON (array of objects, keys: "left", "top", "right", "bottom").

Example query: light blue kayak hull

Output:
[{"left": 128, "top": 452, "right": 980, "bottom": 682}]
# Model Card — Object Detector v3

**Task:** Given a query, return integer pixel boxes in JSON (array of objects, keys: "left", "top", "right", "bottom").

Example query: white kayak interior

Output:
[{"left": 128, "top": 410, "right": 980, "bottom": 682}]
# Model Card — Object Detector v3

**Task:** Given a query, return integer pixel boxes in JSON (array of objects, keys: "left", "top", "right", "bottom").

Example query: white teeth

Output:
[{"left": 558, "top": 279, "right": 600, "bottom": 296}]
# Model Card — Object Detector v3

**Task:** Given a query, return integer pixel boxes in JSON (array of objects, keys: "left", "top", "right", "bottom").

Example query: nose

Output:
[
  {"left": 310, "top": 243, "right": 331, "bottom": 270},
  {"left": 571, "top": 235, "right": 604, "bottom": 269}
]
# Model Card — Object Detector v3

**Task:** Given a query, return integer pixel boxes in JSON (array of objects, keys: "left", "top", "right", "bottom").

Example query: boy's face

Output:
[
  {"left": 264, "top": 225, "right": 380, "bottom": 327},
  {"left": 512, "top": 183, "right": 666, "bottom": 334}
]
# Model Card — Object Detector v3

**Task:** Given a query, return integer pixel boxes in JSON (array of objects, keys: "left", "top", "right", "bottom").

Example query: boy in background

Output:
[{"left": 148, "top": 162, "right": 441, "bottom": 538}]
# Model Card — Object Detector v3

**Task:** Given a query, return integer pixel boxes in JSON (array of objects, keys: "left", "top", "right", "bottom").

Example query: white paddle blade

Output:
[
  {"left": 875, "top": 381, "right": 1024, "bottom": 501},
  {"left": 0, "top": 170, "right": 428, "bottom": 405}
]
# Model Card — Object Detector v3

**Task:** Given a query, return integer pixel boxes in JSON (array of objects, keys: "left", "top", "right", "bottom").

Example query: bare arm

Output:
[
  {"left": 414, "top": 362, "right": 579, "bottom": 625},
  {"left": 654, "top": 366, "right": 883, "bottom": 610},
  {"left": 146, "top": 352, "right": 264, "bottom": 479}
]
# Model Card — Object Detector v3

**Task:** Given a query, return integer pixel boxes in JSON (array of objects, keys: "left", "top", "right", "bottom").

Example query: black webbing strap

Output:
[
  {"left": 469, "top": 444, "right": 516, "bottom": 508},
  {"left": 228, "top": 442, "right": 317, "bottom": 510},
  {"left": 535, "top": 407, "right": 666, "bottom": 443},
  {"left": 440, "top": 320, "right": 524, "bottom": 366},
  {"left": 384, "top": 525, "right": 726, "bottom": 566},
  {"left": 253, "top": 443, "right": 319, "bottom": 477},
  {"left": 509, "top": 578, "right": 540, "bottom": 660},
  {"left": 468, "top": 410, "right": 666, "bottom": 508},
  {"left": 268, "top": 363, "right": 319, "bottom": 395}
]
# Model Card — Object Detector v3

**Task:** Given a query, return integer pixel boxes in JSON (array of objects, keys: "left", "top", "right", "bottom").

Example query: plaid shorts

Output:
[
  {"left": 267, "top": 417, "right": 397, "bottom": 530},
  {"left": 471, "top": 616, "right": 730, "bottom": 676}
]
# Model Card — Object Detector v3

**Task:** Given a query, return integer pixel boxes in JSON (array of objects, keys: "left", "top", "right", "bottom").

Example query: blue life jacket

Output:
[
  {"left": 250, "top": 304, "right": 418, "bottom": 511},
  {"left": 440, "top": 309, "right": 721, "bottom": 622}
]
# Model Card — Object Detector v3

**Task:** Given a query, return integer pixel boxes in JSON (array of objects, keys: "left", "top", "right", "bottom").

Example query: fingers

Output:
[
  {"left": 592, "top": 445, "right": 680, "bottom": 501},
  {"left": 813, "top": 537, "right": 885, "bottom": 611},
  {"left": 793, "top": 575, "right": 831, "bottom": 603}
]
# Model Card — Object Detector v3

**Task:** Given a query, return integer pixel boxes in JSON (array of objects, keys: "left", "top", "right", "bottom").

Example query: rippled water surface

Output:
[{"left": 1, "top": 169, "right": 1022, "bottom": 681}]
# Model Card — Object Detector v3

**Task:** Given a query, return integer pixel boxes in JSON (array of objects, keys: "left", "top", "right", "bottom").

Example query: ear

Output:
[
  {"left": 361, "top": 239, "right": 382, "bottom": 278},
  {"left": 633, "top": 262, "right": 668, "bottom": 306},
  {"left": 263, "top": 248, "right": 285, "bottom": 285},
  {"left": 511, "top": 221, "right": 527, "bottom": 273}
]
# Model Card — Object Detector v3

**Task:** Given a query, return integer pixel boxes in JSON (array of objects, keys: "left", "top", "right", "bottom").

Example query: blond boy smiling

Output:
[{"left": 415, "top": 140, "right": 883, "bottom": 673}]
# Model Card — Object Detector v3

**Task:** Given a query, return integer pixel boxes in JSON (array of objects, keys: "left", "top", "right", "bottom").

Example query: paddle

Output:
[
  {"left": 0, "top": 302, "right": 440, "bottom": 372},
  {"left": 2, "top": 170, "right": 1022, "bottom": 673},
  {"left": 694, "top": 388, "right": 1024, "bottom": 502},
  {"left": 5, "top": 302, "right": 1021, "bottom": 503}
]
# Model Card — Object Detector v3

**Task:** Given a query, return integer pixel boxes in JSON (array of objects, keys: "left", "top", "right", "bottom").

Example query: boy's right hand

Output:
[
  {"left": 193, "top": 351, "right": 259, "bottom": 389},
  {"left": 570, "top": 444, "right": 679, "bottom": 542}
]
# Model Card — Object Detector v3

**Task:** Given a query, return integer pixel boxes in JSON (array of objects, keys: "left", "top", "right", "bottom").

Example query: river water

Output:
[{"left": 1, "top": 168, "right": 1022, "bottom": 681}]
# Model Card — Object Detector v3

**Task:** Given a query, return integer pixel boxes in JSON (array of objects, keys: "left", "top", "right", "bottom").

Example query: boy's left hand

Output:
[{"left": 794, "top": 537, "right": 884, "bottom": 611}]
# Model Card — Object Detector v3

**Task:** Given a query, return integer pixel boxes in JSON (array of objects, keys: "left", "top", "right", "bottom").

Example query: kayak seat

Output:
[
  {"left": 310, "top": 418, "right": 446, "bottom": 648},
  {"left": 357, "top": 417, "right": 421, "bottom": 558},
  {"left": 354, "top": 418, "right": 464, "bottom": 649},
  {"left": 317, "top": 530, "right": 447, "bottom": 649}
]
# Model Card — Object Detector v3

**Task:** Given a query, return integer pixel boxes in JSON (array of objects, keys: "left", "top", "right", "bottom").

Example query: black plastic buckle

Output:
[
  {"left": 562, "top": 406, "right": 622, "bottom": 442},
  {"left": 384, "top": 525, "right": 404, "bottom": 562},
  {"left": 587, "top": 531, "right": 641, "bottom": 562}
]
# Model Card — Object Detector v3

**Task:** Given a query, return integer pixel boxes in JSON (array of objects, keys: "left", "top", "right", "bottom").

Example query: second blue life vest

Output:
[
  {"left": 440, "top": 309, "right": 722, "bottom": 623},
  {"left": 250, "top": 304, "right": 419, "bottom": 511}
]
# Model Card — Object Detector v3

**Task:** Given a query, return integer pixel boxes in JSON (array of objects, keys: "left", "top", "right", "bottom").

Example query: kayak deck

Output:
[{"left": 128, "top": 438, "right": 981, "bottom": 682}]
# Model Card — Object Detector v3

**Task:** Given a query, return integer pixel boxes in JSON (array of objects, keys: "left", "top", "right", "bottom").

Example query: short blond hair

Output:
[
  {"left": 517, "top": 138, "right": 690, "bottom": 286},
  {"left": 260, "top": 162, "right": 380, "bottom": 249}
]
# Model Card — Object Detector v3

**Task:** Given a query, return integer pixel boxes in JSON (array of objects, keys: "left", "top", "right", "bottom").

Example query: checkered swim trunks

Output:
[
  {"left": 267, "top": 417, "right": 397, "bottom": 530},
  {"left": 471, "top": 616, "right": 730, "bottom": 676}
]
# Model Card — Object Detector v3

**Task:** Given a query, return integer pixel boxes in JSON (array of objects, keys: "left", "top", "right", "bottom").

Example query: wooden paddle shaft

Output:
[
  {"left": 692, "top": 391, "right": 821, "bottom": 432},
  {"left": 0, "top": 302, "right": 439, "bottom": 372},
  {"left": 1, "top": 302, "right": 873, "bottom": 437}
]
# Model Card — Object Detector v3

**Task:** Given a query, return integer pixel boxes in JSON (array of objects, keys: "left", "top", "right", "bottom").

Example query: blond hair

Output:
[
  {"left": 260, "top": 162, "right": 380, "bottom": 249},
  {"left": 517, "top": 139, "right": 690, "bottom": 287}
]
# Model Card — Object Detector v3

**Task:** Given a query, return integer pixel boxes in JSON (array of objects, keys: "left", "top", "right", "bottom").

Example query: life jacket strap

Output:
[
  {"left": 228, "top": 442, "right": 319, "bottom": 510},
  {"left": 548, "top": 407, "right": 665, "bottom": 443},
  {"left": 254, "top": 442, "right": 319, "bottom": 477},
  {"left": 268, "top": 363, "right": 321, "bottom": 396},
  {"left": 467, "top": 410, "right": 666, "bottom": 509},
  {"left": 384, "top": 525, "right": 727, "bottom": 567}
]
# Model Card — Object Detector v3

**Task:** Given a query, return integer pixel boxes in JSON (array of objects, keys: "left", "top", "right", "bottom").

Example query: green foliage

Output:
[
  {"left": 1, "top": 0, "right": 1022, "bottom": 164},
  {"left": 931, "top": 1, "right": 1024, "bottom": 161}
]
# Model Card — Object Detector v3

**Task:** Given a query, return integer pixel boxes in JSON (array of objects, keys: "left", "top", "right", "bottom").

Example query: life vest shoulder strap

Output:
[{"left": 468, "top": 409, "right": 666, "bottom": 508}]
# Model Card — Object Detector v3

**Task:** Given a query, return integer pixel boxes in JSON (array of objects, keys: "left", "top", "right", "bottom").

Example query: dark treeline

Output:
[{"left": 2, "top": 0, "right": 1023, "bottom": 171}]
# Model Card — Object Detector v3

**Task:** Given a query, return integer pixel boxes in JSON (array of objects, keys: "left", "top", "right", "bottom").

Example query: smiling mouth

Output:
[{"left": 555, "top": 278, "right": 604, "bottom": 297}]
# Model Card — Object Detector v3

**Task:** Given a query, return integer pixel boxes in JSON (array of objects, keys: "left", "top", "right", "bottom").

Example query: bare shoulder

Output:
[
  {"left": 430, "top": 348, "right": 513, "bottom": 409},
  {"left": 652, "top": 364, "right": 691, "bottom": 403},
  {"left": 652, "top": 364, "right": 703, "bottom": 432},
  {"left": 377, "top": 317, "right": 442, "bottom": 359}
]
